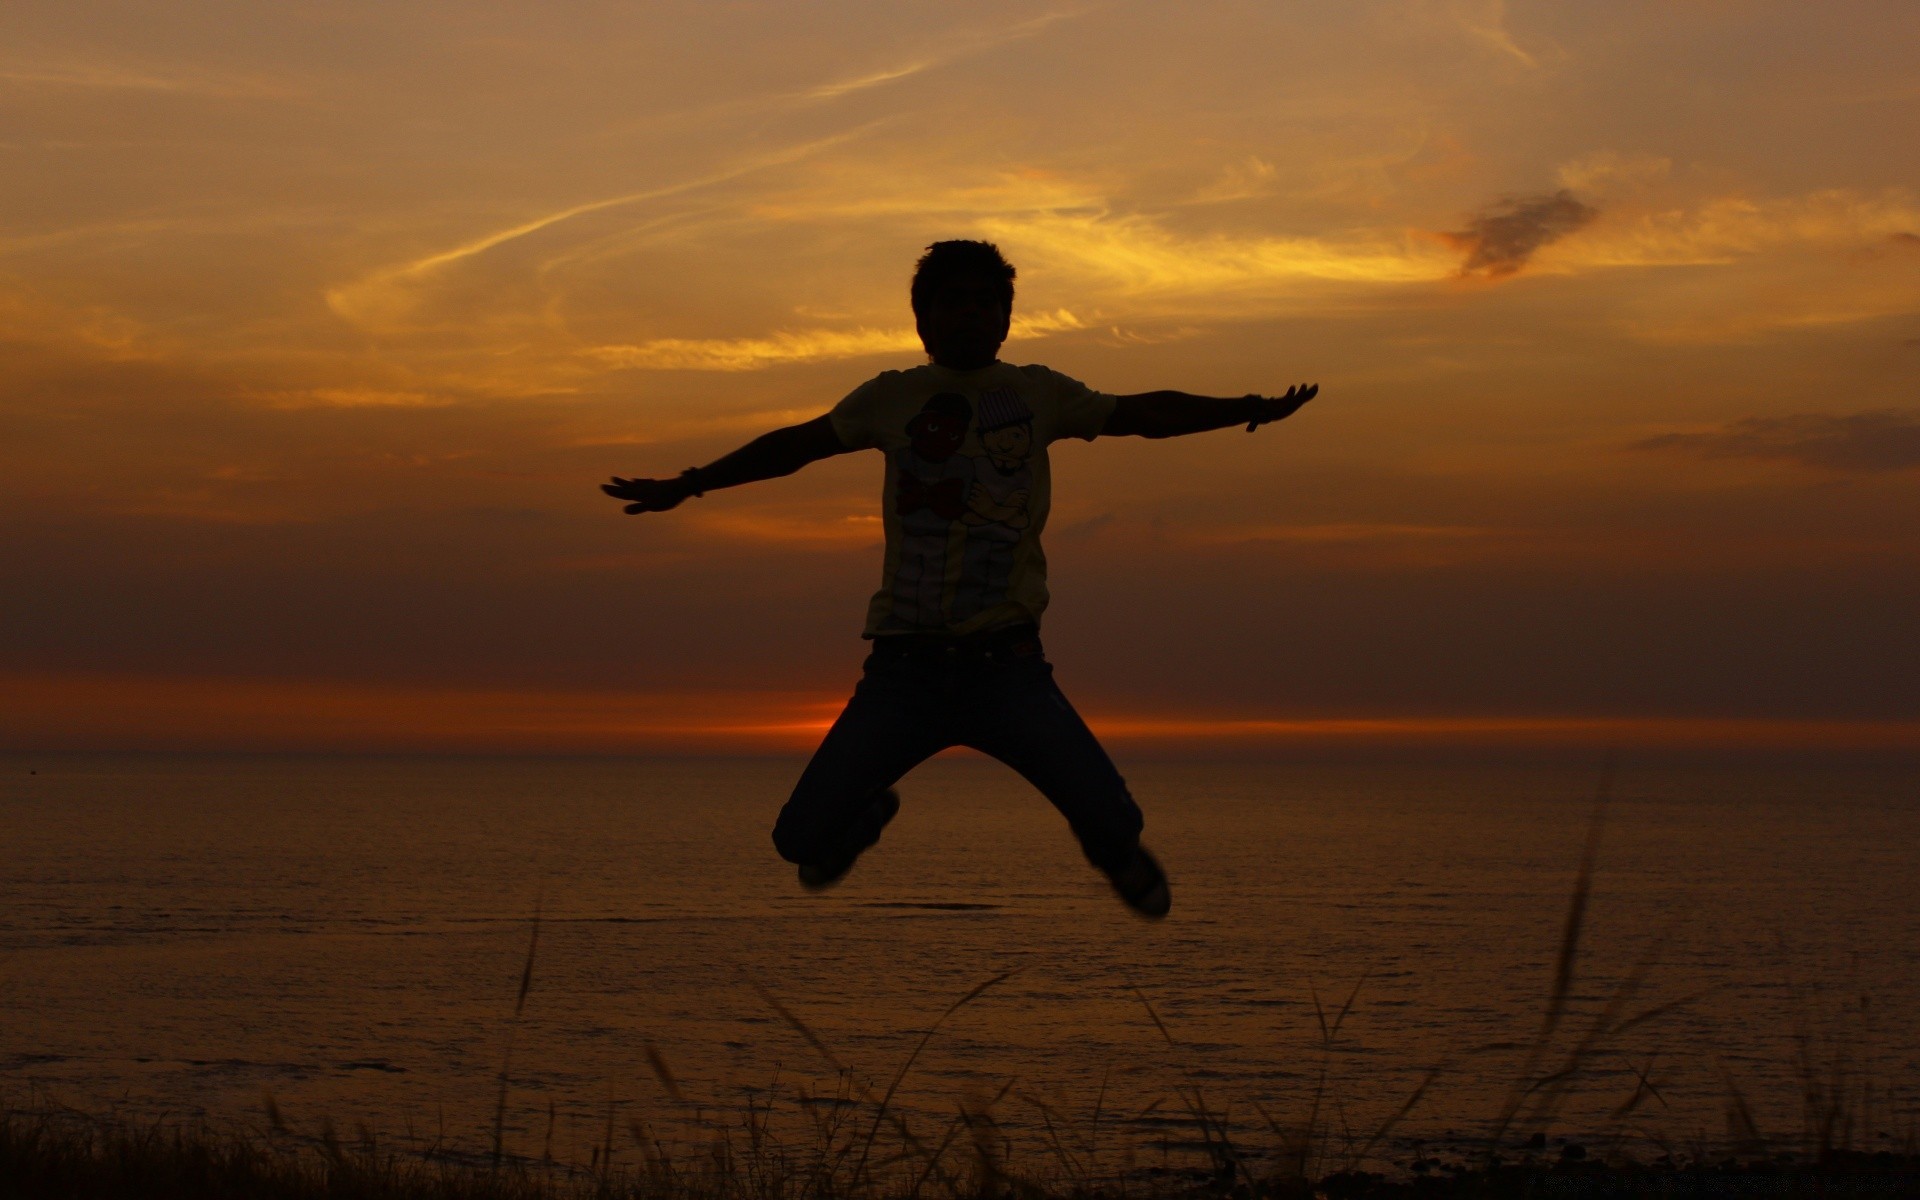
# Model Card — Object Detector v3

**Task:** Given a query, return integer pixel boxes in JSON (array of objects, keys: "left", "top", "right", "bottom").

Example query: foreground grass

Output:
[{"left": 6, "top": 1103, "right": 1920, "bottom": 1200}]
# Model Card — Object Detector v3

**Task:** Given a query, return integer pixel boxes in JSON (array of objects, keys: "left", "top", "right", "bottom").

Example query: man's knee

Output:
[
  {"left": 771, "top": 778, "right": 863, "bottom": 865},
  {"left": 771, "top": 803, "right": 827, "bottom": 865}
]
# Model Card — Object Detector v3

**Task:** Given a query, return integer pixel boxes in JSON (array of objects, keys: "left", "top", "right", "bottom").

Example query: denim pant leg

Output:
[
  {"left": 961, "top": 659, "right": 1144, "bottom": 873},
  {"left": 771, "top": 655, "right": 950, "bottom": 866}
]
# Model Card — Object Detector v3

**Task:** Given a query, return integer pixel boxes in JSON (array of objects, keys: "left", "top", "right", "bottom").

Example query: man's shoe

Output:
[
  {"left": 797, "top": 788, "right": 901, "bottom": 891},
  {"left": 1104, "top": 845, "right": 1171, "bottom": 919}
]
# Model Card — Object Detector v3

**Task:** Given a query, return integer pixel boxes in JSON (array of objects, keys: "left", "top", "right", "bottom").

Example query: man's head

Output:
[{"left": 911, "top": 240, "right": 1015, "bottom": 370}]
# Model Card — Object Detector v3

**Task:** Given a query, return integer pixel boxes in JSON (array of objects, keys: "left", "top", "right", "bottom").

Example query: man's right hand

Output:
[{"left": 602, "top": 475, "right": 691, "bottom": 514}]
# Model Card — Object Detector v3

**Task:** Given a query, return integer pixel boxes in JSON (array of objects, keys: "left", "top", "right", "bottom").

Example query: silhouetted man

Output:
[{"left": 603, "top": 240, "right": 1316, "bottom": 918}]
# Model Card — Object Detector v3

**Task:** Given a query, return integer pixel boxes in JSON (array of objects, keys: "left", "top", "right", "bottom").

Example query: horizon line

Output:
[{"left": 4, "top": 671, "right": 1918, "bottom": 756}]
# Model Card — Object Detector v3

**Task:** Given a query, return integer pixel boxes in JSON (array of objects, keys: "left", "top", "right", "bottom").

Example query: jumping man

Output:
[{"left": 602, "top": 241, "right": 1317, "bottom": 919}]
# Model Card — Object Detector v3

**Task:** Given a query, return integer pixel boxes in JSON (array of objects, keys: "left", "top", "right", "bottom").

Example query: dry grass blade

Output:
[
  {"left": 1719, "top": 1062, "right": 1767, "bottom": 1154},
  {"left": 491, "top": 903, "right": 542, "bottom": 1170},
  {"left": 754, "top": 981, "right": 849, "bottom": 1075},
  {"left": 1292, "top": 974, "right": 1378, "bottom": 1178},
  {"left": 909, "top": 1112, "right": 967, "bottom": 1200},
  {"left": 513, "top": 903, "right": 541, "bottom": 1019},
  {"left": 752, "top": 978, "right": 963, "bottom": 1194},
  {"left": 1512, "top": 940, "right": 1706, "bottom": 1134},
  {"left": 1016, "top": 1089, "right": 1084, "bottom": 1182},
  {"left": 1131, "top": 987, "right": 1178, "bottom": 1047},
  {"left": 1612, "top": 1054, "right": 1670, "bottom": 1120},
  {"left": 1488, "top": 768, "right": 1611, "bottom": 1152},
  {"left": 1352, "top": 1065, "right": 1442, "bottom": 1169},
  {"left": 1329, "top": 972, "right": 1369, "bottom": 1044},
  {"left": 644, "top": 1042, "right": 685, "bottom": 1105},
  {"left": 1089, "top": 1063, "right": 1109, "bottom": 1163},
  {"left": 1182, "top": 1084, "right": 1247, "bottom": 1185},
  {"left": 1610, "top": 989, "right": 1711, "bottom": 1040},
  {"left": 1544, "top": 761, "right": 1612, "bottom": 1048},
  {"left": 853, "top": 968, "right": 1022, "bottom": 1181},
  {"left": 1132, "top": 988, "right": 1252, "bottom": 1185}
]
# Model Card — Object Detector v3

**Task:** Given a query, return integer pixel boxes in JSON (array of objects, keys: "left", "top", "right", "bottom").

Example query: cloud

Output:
[
  {"left": 0, "top": 60, "right": 293, "bottom": 98},
  {"left": 980, "top": 210, "right": 1451, "bottom": 297},
  {"left": 1441, "top": 189, "right": 1599, "bottom": 278},
  {"left": 802, "top": 9, "right": 1086, "bottom": 100},
  {"left": 324, "top": 128, "right": 878, "bottom": 329},
  {"left": 1193, "top": 522, "right": 1493, "bottom": 545},
  {"left": 805, "top": 61, "right": 936, "bottom": 101},
  {"left": 259, "top": 387, "right": 456, "bottom": 410},
  {"left": 587, "top": 326, "right": 919, "bottom": 372},
  {"left": 682, "top": 510, "right": 884, "bottom": 546},
  {"left": 584, "top": 309, "right": 1085, "bottom": 371},
  {"left": 1448, "top": 0, "right": 1541, "bottom": 69},
  {"left": 1565, "top": 189, "right": 1920, "bottom": 269},
  {"left": 1190, "top": 157, "right": 1281, "bottom": 205},
  {"left": 1555, "top": 151, "right": 1671, "bottom": 196},
  {"left": 1634, "top": 410, "right": 1920, "bottom": 472}
]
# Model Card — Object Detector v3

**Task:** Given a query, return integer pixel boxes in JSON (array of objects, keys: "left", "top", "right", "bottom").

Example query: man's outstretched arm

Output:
[
  {"left": 1101, "top": 383, "right": 1317, "bottom": 439},
  {"left": 601, "top": 414, "right": 850, "bottom": 514}
]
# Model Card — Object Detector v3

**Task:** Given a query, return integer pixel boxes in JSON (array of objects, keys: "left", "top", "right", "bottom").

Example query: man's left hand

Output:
[{"left": 1245, "top": 383, "right": 1318, "bottom": 432}]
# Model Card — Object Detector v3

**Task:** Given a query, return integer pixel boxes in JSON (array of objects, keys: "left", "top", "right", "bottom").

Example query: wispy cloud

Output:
[
  {"left": 805, "top": 61, "right": 938, "bottom": 101},
  {"left": 1635, "top": 410, "right": 1920, "bottom": 472},
  {"left": 802, "top": 9, "right": 1086, "bottom": 101},
  {"left": 0, "top": 60, "right": 293, "bottom": 98},
  {"left": 1441, "top": 190, "right": 1598, "bottom": 278},
  {"left": 588, "top": 326, "right": 919, "bottom": 372},
  {"left": 1192, "top": 522, "right": 1493, "bottom": 545},
  {"left": 980, "top": 211, "right": 1452, "bottom": 296},
  {"left": 585, "top": 309, "right": 1085, "bottom": 372},
  {"left": 684, "top": 510, "right": 884, "bottom": 546},
  {"left": 1564, "top": 189, "right": 1920, "bottom": 268},
  {"left": 1448, "top": 0, "right": 1541, "bottom": 69},
  {"left": 1189, "top": 156, "right": 1281, "bottom": 205},
  {"left": 1555, "top": 151, "right": 1671, "bottom": 196},
  {"left": 259, "top": 387, "right": 456, "bottom": 410},
  {"left": 325, "top": 128, "right": 880, "bottom": 328}
]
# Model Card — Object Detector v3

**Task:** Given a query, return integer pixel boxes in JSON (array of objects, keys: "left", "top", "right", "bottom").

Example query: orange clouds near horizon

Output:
[{"left": 7, "top": 673, "right": 1918, "bottom": 759}]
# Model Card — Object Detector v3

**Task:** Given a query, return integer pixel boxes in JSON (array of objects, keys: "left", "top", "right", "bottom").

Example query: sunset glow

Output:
[{"left": 3, "top": 2, "right": 1916, "bottom": 754}]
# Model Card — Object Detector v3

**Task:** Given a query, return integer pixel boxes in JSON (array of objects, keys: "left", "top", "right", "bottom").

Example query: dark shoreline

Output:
[{"left": 6, "top": 1103, "right": 1919, "bottom": 1200}]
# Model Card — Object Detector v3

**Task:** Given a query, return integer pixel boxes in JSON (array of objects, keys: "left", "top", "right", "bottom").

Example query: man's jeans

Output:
[{"left": 772, "top": 627, "right": 1145, "bottom": 874}]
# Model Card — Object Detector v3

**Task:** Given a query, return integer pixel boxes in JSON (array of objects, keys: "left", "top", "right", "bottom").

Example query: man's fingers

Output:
[{"left": 1246, "top": 383, "right": 1320, "bottom": 431}]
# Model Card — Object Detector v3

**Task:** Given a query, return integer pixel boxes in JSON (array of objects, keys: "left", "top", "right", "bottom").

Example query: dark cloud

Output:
[
  {"left": 1634, "top": 410, "right": 1920, "bottom": 472},
  {"left": 1442, "top": 189, "right": 1599, "bottom": 278}
]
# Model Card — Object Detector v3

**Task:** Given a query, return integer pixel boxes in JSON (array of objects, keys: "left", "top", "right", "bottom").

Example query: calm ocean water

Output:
[{"left": 3, "top": 753, "right": 1916, "bottom": 1174}]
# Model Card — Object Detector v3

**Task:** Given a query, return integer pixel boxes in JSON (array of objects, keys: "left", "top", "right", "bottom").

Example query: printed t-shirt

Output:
[{"left": 828, "top": 361, "right": 1116, "bottom": 637}]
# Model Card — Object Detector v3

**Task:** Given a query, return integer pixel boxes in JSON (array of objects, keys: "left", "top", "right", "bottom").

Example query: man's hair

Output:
[{"left": 910, "top": 240, "right": 1016, "bottom": 317}]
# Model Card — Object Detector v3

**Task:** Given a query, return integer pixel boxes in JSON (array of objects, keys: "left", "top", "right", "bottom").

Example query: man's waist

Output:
[{"left": 868, "top": 623, "right": 1043, "bottom": 662}]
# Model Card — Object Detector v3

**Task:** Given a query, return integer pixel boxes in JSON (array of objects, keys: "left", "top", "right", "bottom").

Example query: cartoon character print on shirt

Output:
[
  {"left": 951, "top": 385, "right": 1034, "bottom": 623},
  {"left": 887, "top": 392, "right": 974, "bottom": 627}
]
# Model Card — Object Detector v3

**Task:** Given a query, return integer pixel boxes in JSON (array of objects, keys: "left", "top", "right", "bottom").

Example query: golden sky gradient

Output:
[{"left": 4, "top": 1, "right": 1918, "bottom": 753}]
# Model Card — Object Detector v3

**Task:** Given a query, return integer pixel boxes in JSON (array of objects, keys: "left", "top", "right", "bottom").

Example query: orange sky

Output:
[{"left": 3, "top": 2, "right": 1918, "bottom": 754}]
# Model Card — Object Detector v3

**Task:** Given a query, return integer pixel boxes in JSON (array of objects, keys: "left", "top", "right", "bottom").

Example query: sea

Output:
[{"left": 3, "top": 753, "right": 1917, "bottom": 1177}]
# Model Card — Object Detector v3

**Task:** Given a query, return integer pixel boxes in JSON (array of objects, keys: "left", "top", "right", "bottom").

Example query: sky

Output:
[{"left": 3, "top": 0, "right": 1918, "bottom": 754}]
